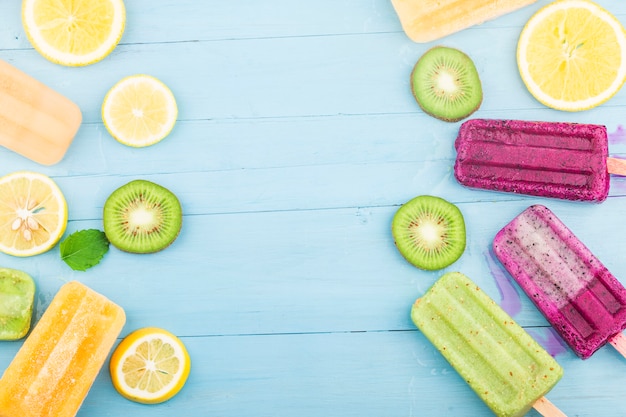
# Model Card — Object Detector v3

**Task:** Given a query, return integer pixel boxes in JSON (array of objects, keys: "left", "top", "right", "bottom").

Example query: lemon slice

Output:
[
  {"left": 110, "top": 327, "right": 191, "bottom": 404},
  {"left": 517, "top": 0, "right": 626, "bottom": 111},
  {"left": 0, "top": 171, "right": 68, "bottom": 257},
  {"left": 102, "top": 75, "right": 178, "bottom": 147},
  {"left": 22, "top": 0, "right": 126, "bottom": 66}
]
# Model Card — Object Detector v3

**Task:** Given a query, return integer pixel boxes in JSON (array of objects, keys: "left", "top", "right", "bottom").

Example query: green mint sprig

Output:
[{"left": 60, "top": 229, "right": 110, "bottom": 271}]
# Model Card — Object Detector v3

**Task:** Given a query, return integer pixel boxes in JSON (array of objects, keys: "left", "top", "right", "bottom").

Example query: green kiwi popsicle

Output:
[
  {"left": 411, "top": 272, "right": 565, "bottom": 417},
  {"left": 0, "top": 268, "right": 35, "bottom": 340}
]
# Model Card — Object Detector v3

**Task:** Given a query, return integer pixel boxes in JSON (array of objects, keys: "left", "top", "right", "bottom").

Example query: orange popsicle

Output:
[
  {"left": 0, "top": 281, "right": 125, "bottom": 417},
  {"left": 0, "top": 59, "right": 82, "bottom": 165}
]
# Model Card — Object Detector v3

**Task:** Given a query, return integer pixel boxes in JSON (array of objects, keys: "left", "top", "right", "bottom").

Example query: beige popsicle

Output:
[
  {"left": 0, "top": 281, "right": 126, "bottom": 417},
  {"left": 391, "top": 0, "right": 538, "bottom": 43},
  {"left": 0, "top": 59, "right": 82, "bottom": 165}
]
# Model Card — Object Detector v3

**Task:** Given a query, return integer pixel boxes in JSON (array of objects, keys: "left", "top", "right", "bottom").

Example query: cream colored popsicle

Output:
[
  {"left": 391, "top": 0, "right": 539, "bottom": 43},
  {"left": 0, "top": 59, "right": 82, "bottom": 165},
  {"left": 0, "top": 281, "right": 125, "bottom": 417}
]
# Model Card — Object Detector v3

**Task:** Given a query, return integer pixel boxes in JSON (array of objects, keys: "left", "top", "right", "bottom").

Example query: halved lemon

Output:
[
  {"left": 110, "top": 327, "right": 191, "bottom": 404},
  {"left": 22, "top": 0, "right": 126, "bottom": 66},
  {"left": 0, "top": 171, "right": 68, "bottom": 257},
  {"left": 102, "top": 75, "right": 178, "bottom": 147},
  {"left": 517, "top": 0, "right": 626, "bottom": 111}
]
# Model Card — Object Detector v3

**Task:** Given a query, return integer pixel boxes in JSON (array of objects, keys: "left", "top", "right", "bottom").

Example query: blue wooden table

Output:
[{"left": 1, "top": 1, "right": 626, "bottom": 416}]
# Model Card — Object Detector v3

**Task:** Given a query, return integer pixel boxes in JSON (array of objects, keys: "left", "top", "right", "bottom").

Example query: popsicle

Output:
[
  {"left": 412, "top": 272, "right": 565, "bottom": 417},
  {"left": 0, "top": 281, "right": 126, "bottom": 417},
  {"left": 493, "top": 205, "right": 626, "bottom": 360},
  {"left": 454, "top": 119, "right": 626, "bottom": 202},
  {"left": 0, "top": 59, "right": 82, "bottom": 165},
  {"left": 0, "top": 267, "right": 35, "bottom": 340},
  {"left": 391, "top": 0, "right": 538, "bottom": 43}
]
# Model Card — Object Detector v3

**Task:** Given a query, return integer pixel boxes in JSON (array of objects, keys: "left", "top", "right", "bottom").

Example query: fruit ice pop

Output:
[
  {"left": 493, "top": 205, "right": 626, "bottom": 360},
  {"left": 0, "top": 59, "right": 82, "bottom": 165},
  {"left": 453, "top": 119, "right": 626, "bottom": 202},
  {"left": 391, "top": 0, "right": 538, "bottom": 43},
  {"left": 412, "top": 272, "right": 565, "bottom": 417},
  {"left": 0, "top": 281, "right": 126, "bottom": 417},
  {"left": 0, "top": 268, "right": 35, "bottom": 340}
]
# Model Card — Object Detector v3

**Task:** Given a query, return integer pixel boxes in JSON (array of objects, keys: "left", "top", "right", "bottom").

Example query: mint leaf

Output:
[{"left": 60, "top": 229, "right": 110, "bottom": 271}]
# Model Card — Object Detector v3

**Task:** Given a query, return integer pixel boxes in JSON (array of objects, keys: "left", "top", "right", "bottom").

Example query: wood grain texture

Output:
[{"left": 1, "top": 1, "right": 626, "bottom": 416}]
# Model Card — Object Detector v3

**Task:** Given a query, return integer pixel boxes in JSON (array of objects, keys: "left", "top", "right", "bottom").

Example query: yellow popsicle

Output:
[
  {"left": 391, "top": 0, "right": 538, "bottom": 43},
  {"left": 0, "top": 281, "right": 126, "bottom": 417},
  {"left": 0, "top": 59, "right": 82, "bottom": 165}
]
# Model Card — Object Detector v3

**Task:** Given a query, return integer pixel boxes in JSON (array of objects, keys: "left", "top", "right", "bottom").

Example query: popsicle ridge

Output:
[
  {"left": 493, "top": 205, "right": 626, "bottom": 359},
  {"left": 0, "top": 281, "right": 126, "bottom": 417},
  {"left": 454, "top": 119, "right": 610, "bottom": 202}
]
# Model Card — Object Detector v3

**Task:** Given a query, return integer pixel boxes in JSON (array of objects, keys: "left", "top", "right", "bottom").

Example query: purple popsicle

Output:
[
  {"left": 493, "top": 204, "right": 626, "bottom": 359},
  {"left": 454, "top": 119, "right": 626, "bottom": 202}
]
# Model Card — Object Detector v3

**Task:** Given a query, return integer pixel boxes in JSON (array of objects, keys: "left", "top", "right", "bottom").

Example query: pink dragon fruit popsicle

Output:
[
  {"left": 493, "top": 204, "right": 626, "bottom": 359},
  {"left": 454, "top": 119, "right": 626, "bottom": 202}
]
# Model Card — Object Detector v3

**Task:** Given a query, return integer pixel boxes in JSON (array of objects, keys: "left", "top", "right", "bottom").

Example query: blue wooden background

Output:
[{"left": 1, "top": 1, "right": 626, "bottom": 416}]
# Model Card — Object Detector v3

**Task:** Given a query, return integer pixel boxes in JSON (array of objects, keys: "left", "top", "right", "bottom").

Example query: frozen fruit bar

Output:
[
  {"left": 0, "top": 268, "right": 35, "bottom": 340},
  {"left": 391, "top": 0, "right": 538, "bottom": 43},
  {"left": 0, "top": 59, "right": 82, "bottom": 165},
  {"left": 0, "top": 281, "right": 126, "bottom": 417},
  {"left": 493, "top": 205, "right": 626, "bottom": 359},
  {"left": 454, "top": 119, "right": 614, "bottom": 202},
  {"left": 412, "top": 272, "right": 564, "bottom": 417}
]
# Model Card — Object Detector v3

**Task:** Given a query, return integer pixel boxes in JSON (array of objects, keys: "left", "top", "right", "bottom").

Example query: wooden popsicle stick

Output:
[
  {"left": 607, "top": 157, "right": 626, "bottom": 175},
  {"left": 608, "top": 332, "right": 626, "bottom": 358},
  {"left": 533, "top": 396, "right": 568, "bottom": 417}
]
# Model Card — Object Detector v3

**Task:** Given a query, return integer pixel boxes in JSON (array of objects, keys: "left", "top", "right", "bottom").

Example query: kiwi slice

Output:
[
  {"left": 103, "top": 179, "right": 182, "bottom": 254},
  {"left": 0, "top": 268, "right": 35, "bottom": 340},
  {"left": 392, "top": 195, "right": 466, "bottom": 271},
  {"left": 410, "top": 46, "right": 482, "bottom": 122}
]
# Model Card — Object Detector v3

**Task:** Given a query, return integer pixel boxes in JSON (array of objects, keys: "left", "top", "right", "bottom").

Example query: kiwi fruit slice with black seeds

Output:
[
  {"left": 103, "top": 179, "right": 182, "bottom": 254},
  {"left": 392, "top": 195, "right": 465, "bottom": 271},
  {"left": 410, "top": 46, "right": 482, "bottom": 122}
]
